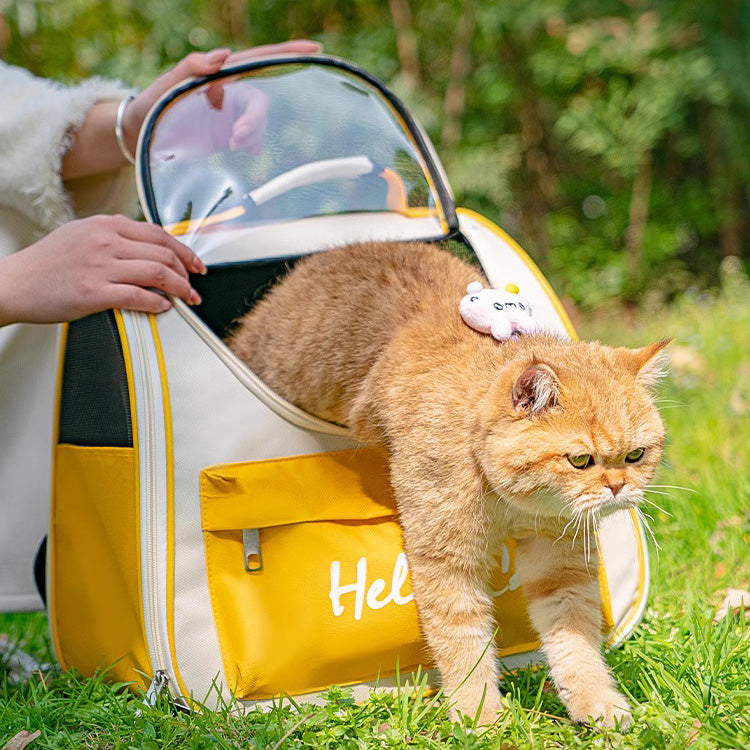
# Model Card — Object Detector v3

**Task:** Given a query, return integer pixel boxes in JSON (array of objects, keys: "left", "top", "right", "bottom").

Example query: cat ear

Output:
[
  {"left": 512, "top": 364, "right": 560, "bottom": 416},
  {"left": 628, "top": 339, "right": 671, "bottom": 389}
]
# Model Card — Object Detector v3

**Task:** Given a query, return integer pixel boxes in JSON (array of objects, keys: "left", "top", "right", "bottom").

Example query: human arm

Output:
[{"left": 0, "top": 215, "right": 206, "bottom": 326}]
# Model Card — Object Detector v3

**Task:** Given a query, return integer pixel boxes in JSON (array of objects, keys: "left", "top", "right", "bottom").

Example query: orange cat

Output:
[{"left": 226, "top": 241, "right": 667, "bottom": 727}]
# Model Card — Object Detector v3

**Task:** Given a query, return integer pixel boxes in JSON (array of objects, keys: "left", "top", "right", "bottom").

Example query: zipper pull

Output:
[
  {"left": 243, "top": 528, "right": 263, "bottom": 571},
  {"left": 138, "top": 669, "right": 170, "bottom": 715}
]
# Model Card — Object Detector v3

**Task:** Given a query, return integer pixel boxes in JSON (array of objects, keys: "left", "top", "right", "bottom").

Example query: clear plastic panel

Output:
[{"left": 144, "top": 63, "right": 447, "bottom": 260}]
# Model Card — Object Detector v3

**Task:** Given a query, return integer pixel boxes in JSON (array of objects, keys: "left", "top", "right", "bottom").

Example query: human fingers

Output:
[
  {"left": 208, "top": 43, "right": 320, "bottom": 112},
  {"left": 142, "top": 48, "right": 231, "bottom": 101},
  {"left": 110, "top": 216, "right": 207, "bottom": 276},
  {"left": 124, "top": 49, "right": 233, "bottom": 140},
  {"left": 224, "top": 40, "right": 322, "bottom": 65},
  {"left": 230, "top": 117, "right": 267, "bottom": 154},
  {"left": 124, "top": 43, "right": 321, "bottom": 147},
  {"left": 140, "top": 41, "right": 321, "bottom": 106},
  {"left": 107, "top": 257, "right": 202, "bottom": 306},
  {"left": 100, "top": 283, "right": 174, "bottom": 315}
]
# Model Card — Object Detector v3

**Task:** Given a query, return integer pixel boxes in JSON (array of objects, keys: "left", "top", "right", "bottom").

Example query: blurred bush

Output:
[{"left": 3, "top": 0, "right": 749, "bottom": 308}]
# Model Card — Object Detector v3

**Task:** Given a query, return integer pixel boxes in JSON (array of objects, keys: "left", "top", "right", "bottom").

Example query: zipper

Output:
[{"left": 126, "top": 311, "right": 175, "bottom": 694}]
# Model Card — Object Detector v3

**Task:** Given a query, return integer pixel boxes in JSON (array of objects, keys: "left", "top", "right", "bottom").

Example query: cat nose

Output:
[{"left": 608, "top": 482, "right": 625, "bottom": 497}]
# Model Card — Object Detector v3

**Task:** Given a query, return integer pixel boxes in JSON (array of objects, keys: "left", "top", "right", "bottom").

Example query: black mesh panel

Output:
[
  {"left": 58, "top": 311, "right": 133, "bottom": 447},
  {"left": 190, "top": 256, "right": 301, "bottom": 339}
]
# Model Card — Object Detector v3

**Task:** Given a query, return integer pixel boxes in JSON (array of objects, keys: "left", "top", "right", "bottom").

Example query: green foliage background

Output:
[{"left": 3, "top": 0, "right": 750, "bottom": 307}]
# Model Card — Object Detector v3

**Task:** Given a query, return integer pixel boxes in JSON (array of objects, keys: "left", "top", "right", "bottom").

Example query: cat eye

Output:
[
  {"left": 568, "top": 454, "right": 594, "bottom": 469},
  {"left": 625, "top": 448, "right": 645, "bottom": 463}
]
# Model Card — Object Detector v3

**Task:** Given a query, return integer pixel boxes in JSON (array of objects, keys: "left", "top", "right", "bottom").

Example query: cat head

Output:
[{"left": 476, "top": 337, "right": 669, "bottom": 522}]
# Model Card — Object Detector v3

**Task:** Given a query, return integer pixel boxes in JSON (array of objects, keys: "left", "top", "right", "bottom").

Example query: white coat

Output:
[{"left": 0, "top": 62, "right": 136, "bottom": 611}]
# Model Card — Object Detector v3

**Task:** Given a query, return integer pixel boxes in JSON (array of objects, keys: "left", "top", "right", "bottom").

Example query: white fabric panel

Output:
[
  {"left": 599, "top": 510, "right": 649, "bottom": 646},
  {"left": 157, "top": 308, "right": 352, "bottom": 702},
  {"left": 186, "top": 212, "right": 446, "bottom": 265}
]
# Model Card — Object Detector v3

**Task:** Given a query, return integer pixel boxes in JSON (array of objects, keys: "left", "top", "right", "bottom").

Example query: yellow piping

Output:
[
  {"left": 148, "top": 313, "right": 192, "bottom": 703},
  {"left": 606, "top": 508, "right": 648, "bottom": 645},
  {"left": 115, "top": 309, "right": 154, "bottom": 680},
  {"left": 165, "top": 206, "right": 246, "bottom": 237},
  {"left": 49, "top": 324, "right": 70, "bottom": 670}
]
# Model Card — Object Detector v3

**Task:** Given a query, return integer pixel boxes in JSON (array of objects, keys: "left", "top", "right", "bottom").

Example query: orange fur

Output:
[{"left": 227, "top": 241, "right": 666, "bottom": 727}]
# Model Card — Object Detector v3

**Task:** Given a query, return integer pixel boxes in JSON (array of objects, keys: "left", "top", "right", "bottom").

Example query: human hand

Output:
[
  {"left": 62, "top": 41, "right": 322, "bottom": 180},
  {"left": 121, "top": 40, "right": 322, "bottom": 156},
  {"left": 0, "top": 215, "right": 206, "bottom": 326}
]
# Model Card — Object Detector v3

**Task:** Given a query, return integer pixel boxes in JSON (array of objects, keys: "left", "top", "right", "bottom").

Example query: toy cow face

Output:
[{"left": 459, "top": 282, "right": 539, "bottom": 340}]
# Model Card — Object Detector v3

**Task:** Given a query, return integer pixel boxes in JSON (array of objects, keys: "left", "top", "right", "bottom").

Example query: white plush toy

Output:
[{"left": 459, "top": 281, "right": 539, "bottom": 340}]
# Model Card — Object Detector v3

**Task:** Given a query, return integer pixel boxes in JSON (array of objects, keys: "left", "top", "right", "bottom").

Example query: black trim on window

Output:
[{"left": 138, "top": 55, "right": 458, "bottom": 236}]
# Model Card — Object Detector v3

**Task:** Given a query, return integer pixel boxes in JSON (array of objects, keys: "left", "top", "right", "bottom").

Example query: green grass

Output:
[{"left": 2, "top": 270, "right": 749, "bottom": 749}]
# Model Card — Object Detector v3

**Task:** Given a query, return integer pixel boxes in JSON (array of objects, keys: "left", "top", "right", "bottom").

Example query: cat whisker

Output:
[
  {"left": 638, "top": 509, "right": 660, "bottom": 548},
  {"left": 583, "top": 509, "right": 595, "bottom": 568},
  {"left": 571, "top": 512, "right": 584, "bottom": 550},
  {"left": 647, "top": 484, "right": 696, "bottom": 494},
  {"left": 585, "top": 511, "right": 590, "bottom": 564},
  {"left": 636, "top": 508, "right": 661, "bottom": 561},
  {"left": 642, "top": 488, "right": 672, "bottom": 498},
  {"left": 654, "top": 398, "right": 687, "bottom": 407},
  {"left": 555, "top": 508, "right": 580, "bottom": 545},
  {"left": 558, "top": 498, "right": 577, "bottom": 519},
  {"left": 639, "top": 494, "right": 673, "bottom": 517},
  {"left": 591, "top": 511, "right": 602, "bottom": 561}
]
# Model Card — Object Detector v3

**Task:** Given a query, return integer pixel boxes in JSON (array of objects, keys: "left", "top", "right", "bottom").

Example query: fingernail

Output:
[
  {"left": 191, "top": 290, "right": 202, "bottom": 305},
  {"left": 190, "top": 255, "right": 207, "bottom": 275},
  {"left": 206, "top": 48, "right": 230, "bottom": 64}
]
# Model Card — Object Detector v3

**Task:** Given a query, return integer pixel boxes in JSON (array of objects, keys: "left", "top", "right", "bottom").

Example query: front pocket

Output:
[
  {"left": 200, "top": 448, "right": 563, "bottom": 700},
  {"left": 200, "top": 448, "right": 426, "bottom": 700}
]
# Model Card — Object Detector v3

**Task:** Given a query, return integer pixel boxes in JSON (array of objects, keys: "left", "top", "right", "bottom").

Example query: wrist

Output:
[{"left": 0, "top": 254, "right": 24, "bottom": 327}]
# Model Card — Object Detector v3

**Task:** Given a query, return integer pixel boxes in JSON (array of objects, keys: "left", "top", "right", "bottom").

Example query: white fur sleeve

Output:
[{"left": 0, "top": 62, "right": 137, "bottom": 233}]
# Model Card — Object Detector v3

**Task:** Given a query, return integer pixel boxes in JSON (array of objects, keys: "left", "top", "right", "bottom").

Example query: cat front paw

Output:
[
  {"left": 448, "top": 685, "right": 503, "bottom": 727},
  {"left": 566, "top": 690, "right": 632, "bottom": 729}
]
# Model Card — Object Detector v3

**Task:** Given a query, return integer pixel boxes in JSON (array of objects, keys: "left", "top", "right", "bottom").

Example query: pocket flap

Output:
[{"left": 201, "top": 448, "right": 397, "bottom": 531}]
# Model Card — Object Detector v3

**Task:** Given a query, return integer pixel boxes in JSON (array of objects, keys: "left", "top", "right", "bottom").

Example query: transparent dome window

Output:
[{"left": 141, "top": 62, "right": 450, "bottom": 263}]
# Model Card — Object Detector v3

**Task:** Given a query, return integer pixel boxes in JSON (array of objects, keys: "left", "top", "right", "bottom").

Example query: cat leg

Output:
[
  {"left": 392, "top": 468, "right": 502, "bottom": 726},
  {"left": 404, "top": 529, "right": 502, "bottom": 725},
  {"left": 514, "top": 535, "right": 632, "bottom": 728}
]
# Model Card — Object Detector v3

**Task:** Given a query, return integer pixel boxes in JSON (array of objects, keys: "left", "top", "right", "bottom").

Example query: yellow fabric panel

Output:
[
  {"left": 201, "top": 449, "right": 540, "bottom": 700},
  {"left": 202, "top": 449, "right": 423, "bottom": 699},
  {"left": 491, "top": 538, "right": 540, "bottom": 656},
  {"left": 598, "top": 552, "right": 616, "bottom": 634},
  {"left": 205, "top": 522, "right": 426, "bottom": 699},
  {"left": 201, "top": 449, "right": 397, "bottom": 531},
  {"left": 50, "top": 444, "right": 151, "bottom": 687}
]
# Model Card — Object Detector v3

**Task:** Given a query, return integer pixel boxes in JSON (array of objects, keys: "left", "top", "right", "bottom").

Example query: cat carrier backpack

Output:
[{"left": 48, "top": 55, "right": 649, "bottom": 708}]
